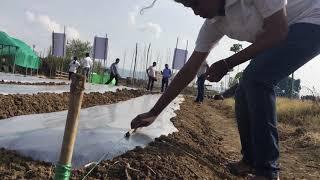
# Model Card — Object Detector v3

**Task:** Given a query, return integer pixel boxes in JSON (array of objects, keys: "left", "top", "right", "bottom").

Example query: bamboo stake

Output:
[{"left": 54, "top": 74, "right": 85, "bottom": 180}]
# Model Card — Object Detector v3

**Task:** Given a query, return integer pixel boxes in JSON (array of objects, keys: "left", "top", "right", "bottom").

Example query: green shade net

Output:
[
  {"left": 0, "top": 31, "right": 17, "bottom": 47},
  {"left": 90, "top": 72, "right": 116, "bottom": 85},
  {"left": 0, "top": 31, "right": 40, "bottom": 69}
]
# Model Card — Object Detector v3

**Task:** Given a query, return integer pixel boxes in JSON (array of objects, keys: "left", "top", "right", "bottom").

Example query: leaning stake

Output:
[{"left": 54, "top": 74, "right": 85, "bottom": 180}]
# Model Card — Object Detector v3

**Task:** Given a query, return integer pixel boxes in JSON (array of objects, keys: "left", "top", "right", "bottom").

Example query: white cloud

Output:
[
  {"left": 128, "top": 12, "right": 137, "bottom": 25},
  {"left": 65, "top": 27, "right": 80, "bottom": 39},
  {"left": 25, "top": 11, "right": 80, "bottom": 40},
  {"left": 26, "top": 11, "right": 35, "bottom": 22},
  {"left": 37, "top": 14, "right": 61, "bottom": 32},
  {"left": 128, "top": 7, "right": 162, "bottom": 39},
  {"left": 138, "top": 22, "right": 162, "bottom": 38},
  {"left": 128, "top": 6, "right": 140, "bottom": 25}
]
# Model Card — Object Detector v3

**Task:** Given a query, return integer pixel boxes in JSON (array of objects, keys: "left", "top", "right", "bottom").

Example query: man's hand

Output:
[
  {"left": 205, "top": 60, "right": 229, "bottom": 82},
  {"left": 131, "top": 111, "right": 158, "bottom": 129}
]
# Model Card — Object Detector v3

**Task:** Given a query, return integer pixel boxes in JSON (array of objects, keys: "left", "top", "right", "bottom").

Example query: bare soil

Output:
[
  {"left": 0, "top": 89, "right": 150, "bottom": 120},
  {"left": 0, "top": 80, "right": 68, "bottom": 86}
]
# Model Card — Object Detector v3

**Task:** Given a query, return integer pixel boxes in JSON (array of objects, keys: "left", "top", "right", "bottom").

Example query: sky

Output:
[{"left": 0, "top": 0, "right": 319, "bottom": 94}]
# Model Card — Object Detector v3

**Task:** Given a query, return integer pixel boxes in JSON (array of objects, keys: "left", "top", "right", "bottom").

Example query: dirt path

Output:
[{"left": 0, "top": 96, "right": 319, "bottom": 179}]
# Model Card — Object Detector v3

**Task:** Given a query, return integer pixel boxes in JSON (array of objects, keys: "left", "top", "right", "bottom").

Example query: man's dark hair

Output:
[
  {"left": 73, "top": 57, "right": 78, "bottom": 64},
  {"left": 85, "top": 53, "right": 90, "bottom": 57}
]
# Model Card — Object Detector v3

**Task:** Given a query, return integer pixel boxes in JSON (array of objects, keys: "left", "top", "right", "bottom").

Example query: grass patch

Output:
[{"left": 223, "top": 97, "right": 320, "bottom": 130}]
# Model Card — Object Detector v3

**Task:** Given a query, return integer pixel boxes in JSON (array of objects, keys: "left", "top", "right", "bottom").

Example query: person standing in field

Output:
[
  {"left": 161, "top": 64, "right": 172, "bottom": 92},
  {"left": 82, "top": 52, "right": 93, "bottom": 80},
  {"left": 195, "top": 60, "right": 209, "bottom": 103},
  {"left": 146, "top": 62, "right": 157, "bottom": 91},
  {"left": 105, "top": 58, "right": 121, "bottom": 86},
  {"left": 68, "top": 56, "right": 80, "bottom": 80}
]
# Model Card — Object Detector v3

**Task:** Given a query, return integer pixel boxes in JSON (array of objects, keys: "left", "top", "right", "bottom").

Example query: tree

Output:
[
  {"left": 230, "top": 43, "right": 243, "bottom": 72},
  {"left": 228, "top": 72, "right": 243, "bottom": 88},
  {"left": 276, "top": 76, "right": 301, "bottom": 98},
  {"left": 66, "top": 39, "right": 92, "bottom": 60},
  {"left": 230, "top": 43, "right": 243, "bottom": 54}
]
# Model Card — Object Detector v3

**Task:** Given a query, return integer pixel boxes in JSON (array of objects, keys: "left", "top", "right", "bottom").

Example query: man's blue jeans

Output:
[
  {"left": 235, "top": 23, "right": 320, "bottom": 178},
  {"left": 196, "top": 74, "right": 206, "bottom": 102}
]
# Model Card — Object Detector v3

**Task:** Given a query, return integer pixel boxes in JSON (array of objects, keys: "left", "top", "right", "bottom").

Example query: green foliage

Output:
[
  {"left": 230, "top": 43, "right": 243, "bottom": 54},
  {"left": 92, "top": 61, "right": 104, "bottom": 74},
  {"left": 66, "top": 39, "right": 92, "bottom": 60},
  {"left": 40, "top": 55, "right": 70, "bottom": 76},
  {"left": 276, "top": 76, "right": 301, "bottom": 98},
  {"left": 228, "top": 72, "right": 243, "bottom": 88},
  {"left": 39, "top": 39, "right": 92, "bottom": 76}
]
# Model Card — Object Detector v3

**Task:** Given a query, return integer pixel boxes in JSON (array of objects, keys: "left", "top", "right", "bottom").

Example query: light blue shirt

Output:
[{"left": 162, "top": 68, "right": 172, "bottom": 78}]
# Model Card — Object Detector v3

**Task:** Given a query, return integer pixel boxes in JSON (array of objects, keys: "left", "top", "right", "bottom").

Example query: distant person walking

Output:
[
  {"left": 161, "top": 64, "right": 172, "bottom": 92},
  {"left": 82, "top": 53, "right": 93, "bottom": 80},
  {"left": 105, "top": 58, "right": 121, "bottom": 86},
  {"left": 68, "top": 57, "right": 80, "bottom": 80},
  {"left": 195, "top": 61, "right": 209, "bottom": 103},
  {"left": 146, "top": 62, "right": 157, "bottom": 91}
]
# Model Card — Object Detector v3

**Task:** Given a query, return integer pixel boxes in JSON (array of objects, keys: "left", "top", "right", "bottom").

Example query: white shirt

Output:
[
  {"left": 195, "top": 0, "right": 320, "bottom": 52},
  {"left": 197, "top": 61, "right": 208, "bottom": 77},
  {"left": 147, "top": 66, "right": 156, "bottom": 77},
  {"left": 69, "top": 60, "right": 80, "bottom": 73},
  {"left": 82, "top": 57, "right": 93, "bottom": 68}
]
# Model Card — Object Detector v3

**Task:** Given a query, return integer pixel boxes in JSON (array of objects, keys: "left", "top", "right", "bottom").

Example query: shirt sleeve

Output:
[
  {"left": 253, "top": 0, "right": 286, "bottom": 18},
  {"left": 195, "top": 19, "right": 224, "bottom": 52}
]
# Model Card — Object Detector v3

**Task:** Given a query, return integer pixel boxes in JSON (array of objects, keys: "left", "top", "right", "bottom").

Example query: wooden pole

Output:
[
  {"left": 104, "top": 34, "right": 108, "bottom": 67},
  {"left": 92, "top": 36, "right": 97, "bottom": 83},
  {"left": 13, "top": 47, "right": 17, "bottom": 74},
  {"left": 185, "top": 40, "right": 189, "bottom": 65},
  {"left": 54, "top": 74, "right": 85, "bottom": 180},
  {"left": 122, "top": 49, "right": 127, "bottom": 75},
  {"left": 146, "top": 43, "right": 151, "bottom": 74},
  {"left": 129, "top": 49, "right": 135, "bottom": 83},
  {"left": 132, "top": 43, "right": 138, "bottom": 87},
  {"left": 52, "top": 31, "right": 54, "bottom": 56},
  {"left": 291, "top": 73, "right": 294, "bottom": 99}
]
